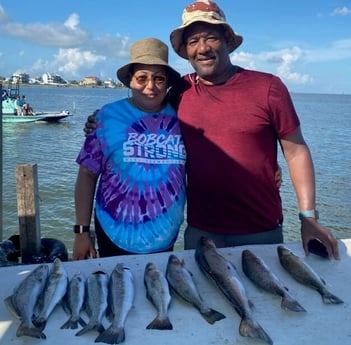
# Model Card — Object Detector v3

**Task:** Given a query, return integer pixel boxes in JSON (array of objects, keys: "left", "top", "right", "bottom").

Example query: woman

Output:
[{"left": 73, "top": 38, "right": 186, "bottom": 259}]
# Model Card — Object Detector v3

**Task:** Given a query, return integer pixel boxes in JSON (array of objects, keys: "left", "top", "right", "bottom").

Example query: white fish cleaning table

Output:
[{"left": 0, "top": 239, "right": 350, "bottom": 345}]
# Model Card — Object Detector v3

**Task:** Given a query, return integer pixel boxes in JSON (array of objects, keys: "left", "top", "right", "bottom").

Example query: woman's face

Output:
[{"left": 130, "top": 64, "right": 168, "bottom": 112}]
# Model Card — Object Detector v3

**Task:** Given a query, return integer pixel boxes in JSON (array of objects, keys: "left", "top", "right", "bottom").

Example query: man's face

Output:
[{"left": 184, "top": 22, "right": 231, "bottom": 83}]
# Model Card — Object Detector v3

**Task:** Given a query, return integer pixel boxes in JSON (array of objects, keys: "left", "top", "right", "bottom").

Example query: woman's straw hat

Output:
[
  {"left": 170, "top": 0, "right": 243, "bottom": 59},
  {"left": 117, "top": 38, "right": 180, "bottom": 87}
]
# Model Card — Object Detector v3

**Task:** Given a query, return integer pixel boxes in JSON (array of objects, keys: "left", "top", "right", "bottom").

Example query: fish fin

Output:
[
  {"left": 281, "top": 294, "right": 306, "bottom": 312},
  {"left": 60, "top": 316, "right": 87, "bottom": 330},
  {"left": 16, "top": 324, "right": 46, "bottom": 339},
  {"left": 95, "top": 325, "right": 125, "bottom": 344},
  {"left": 200, "top": 308, "right": 226, "bottom": 324},
  {"left": 322, "top": 292, "right": 344, "bottom": 304},
  {"left": 4, "top": 295, "right": 21, "bottom": 319},
  {"left": 248, "top": 299, "right": 254, "bottom": 309},
  {"left": 32, "top": 317, "right": 47, "bottom": 331},
  {"left": 75, "top": 322, "right": 105, "bottom": 336},
  {"left": 239, "top": 315, "right": 273, "bottom": 345},
  {"left": 146, "top": 316, "right": 173, "bottom": 330}
]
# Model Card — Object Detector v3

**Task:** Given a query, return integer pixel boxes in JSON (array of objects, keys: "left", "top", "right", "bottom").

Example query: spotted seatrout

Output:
[
  {"left": 242, "top": 249, "right": 306, "bottom": 312},
  {"left": 277, "top": 245, "right": 344, "bottom": 304},
  {"left": 4, "top": 264, "right": 49, "bottom": 339},
  {"left": 95, "top": 263, "right": 135, "bottom": 344},
  {"left": 195, "top": 237, "right": 273, "bottom": 345},
  {"left": 166, "top": 254, "right": 226, "bottom": 324},
  {"left": 144, "top": 262, "right": 173, "bottom": 330}
]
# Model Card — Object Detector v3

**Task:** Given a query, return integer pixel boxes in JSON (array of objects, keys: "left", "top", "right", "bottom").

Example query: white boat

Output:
[{"left": 1, "top": 81, "right": 72, "bottom": 123}]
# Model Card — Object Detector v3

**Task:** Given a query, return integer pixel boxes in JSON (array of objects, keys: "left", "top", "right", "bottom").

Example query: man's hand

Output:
[
  {"left": 300, "top": 218, "right": 340, "bottom": 260},
  {"left": 84, "top": 109, "right": 99, "bottom": 136}
]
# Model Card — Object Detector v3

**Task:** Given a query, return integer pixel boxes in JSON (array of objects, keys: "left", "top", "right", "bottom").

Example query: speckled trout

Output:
[
  {"left": 195, "top": 237, "right": 273, "bottom": 345},
  {"left": 95, "top": 263, "right": 135, "bottom": 344},
  {"left": 242, "top": 249, "right": 306, "bottom": 312},
  {"left": 277, "top": 245, "right": 344, "bottom": 304},
  {"left": 166, "top": 254, "right": 226, "bottom": 324},
  {"left": 144, "top": 262, "right": 173, "bottom": 330},
  {"left": 4, "top": 264, "right": 49, "bottom": 339}
]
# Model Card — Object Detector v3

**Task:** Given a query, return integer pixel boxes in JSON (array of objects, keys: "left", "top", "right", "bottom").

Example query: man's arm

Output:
[{"left": 280, "top": 127, "right": 339, "bottom": 260}]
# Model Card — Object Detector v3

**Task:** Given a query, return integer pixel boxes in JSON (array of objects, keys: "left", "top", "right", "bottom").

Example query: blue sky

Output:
[{"left": 0, "top": 0, "right": 350, "bottom": 94}]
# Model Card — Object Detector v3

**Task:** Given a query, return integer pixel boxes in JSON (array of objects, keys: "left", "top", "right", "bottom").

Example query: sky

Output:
[{"left": 0, "top": 0, "right": 350, "bottom": 94}]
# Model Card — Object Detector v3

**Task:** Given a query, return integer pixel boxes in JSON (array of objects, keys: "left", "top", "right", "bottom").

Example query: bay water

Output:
[{"left": 2, "top": 86, "right": 350, "bottom": 257}]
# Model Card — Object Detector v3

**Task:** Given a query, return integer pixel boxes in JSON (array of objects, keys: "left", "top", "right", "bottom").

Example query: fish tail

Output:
[
  {"left": 281, "top": 294, "right": 306, "bottom": 312},
  {"left": 16, "top": 324, "right": 46, "bottom": 339},
  {"left": 94, "top": 325, "right": 125, "bottom": 344},
  {"left": 200, "top": 308, "right": 226, "bottom": 324},
  {"left": 146, "top": 316, "right": 173, "bottom": 330},
  {"left": 322, "top": 291, "right": 344, "bottom": 304},
  {"left": 75, "top": 322, "right": 105, "bottom": 336},
  {"left": 32, "top": 317, "right": 47, "bottom": 331},
  {"left": 60, "top": 316, "right": 87, "bottom": 329},
  {"left": 239, "top": 315, "right": 273, "bottom": 345}
]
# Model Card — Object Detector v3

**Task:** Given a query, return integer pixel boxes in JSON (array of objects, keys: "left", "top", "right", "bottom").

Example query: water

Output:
[{"left": 2, "top": 86, "right": 351, "bottom": 257}]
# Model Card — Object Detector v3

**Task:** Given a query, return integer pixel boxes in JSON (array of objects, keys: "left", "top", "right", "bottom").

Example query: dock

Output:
[{"left": 0, "top": 239, "right": 350, "bottom": 344}]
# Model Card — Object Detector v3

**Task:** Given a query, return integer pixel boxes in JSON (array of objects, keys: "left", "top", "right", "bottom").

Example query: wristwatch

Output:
[
  {"left": 298, "top": 210, "right": 319, "bottom": 220},
  {"left": 73, "top": 225, "right": 90, "bottom": 234}
]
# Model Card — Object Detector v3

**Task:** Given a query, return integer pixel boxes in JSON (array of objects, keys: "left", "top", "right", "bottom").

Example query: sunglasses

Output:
[{"left": 133, "top": 74, "right": 167, "bottom": 87}]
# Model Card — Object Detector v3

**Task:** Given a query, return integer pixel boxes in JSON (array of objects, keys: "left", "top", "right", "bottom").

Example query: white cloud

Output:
[
  {"left": 330, "top": 6, "right": 351, "bottom": 16},
  {"left": 231, "top": 46, "right": 312, "bottom": 85}
]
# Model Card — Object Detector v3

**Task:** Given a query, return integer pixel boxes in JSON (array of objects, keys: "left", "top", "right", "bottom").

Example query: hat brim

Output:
[
  {"left": 170, "top": 21, "right": 243, "bottom": 59},
  {"left": 117, "top": 63, "right": 180, "bottom": 88}
]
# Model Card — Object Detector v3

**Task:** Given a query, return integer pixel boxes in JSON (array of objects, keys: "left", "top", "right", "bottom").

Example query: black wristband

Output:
[{"left": 73, "top": 225, "right": 90, "bottom": 234}]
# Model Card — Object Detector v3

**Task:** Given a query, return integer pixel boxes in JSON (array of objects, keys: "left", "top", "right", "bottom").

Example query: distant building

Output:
[
  {"left": 41, "top": 72, "right": 67, "bottom": 85},
  {"left": 11, "top": 72, "right": 30, "bottom": 84},
  {"left": 80, "top": 76, "right": 102, "bottom": 86}
]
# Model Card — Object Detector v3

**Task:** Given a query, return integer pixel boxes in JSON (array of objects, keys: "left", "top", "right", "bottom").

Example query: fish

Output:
[
  {"left": 242, "top": 249, "right": 306, "bottom": 312},
  {"left": 144, "top": 262, "right": 173, "bottom": 330},
  {"left": 75, "top": 270, "right": 109, "bottom": 336},
  {"left": 33, "top": 257, "right": 69, "bottom": 330},
  {"left": 195, "top": 237, "right": 273, "bottom": 345},
  {"left": 166, "top": 254, "right": 226, "bottom": 324},
  {"left": 277, "top": 245, "right": 344, "bottom": 304},
  {"left": 95, "top": 263, "right": 135, "bottom": 344},
  {"left": 60, "top": 272, "right": 87, "bottom": 329},
  {"left": 4, "top": 264, "right": 49, "bottom": 339}
]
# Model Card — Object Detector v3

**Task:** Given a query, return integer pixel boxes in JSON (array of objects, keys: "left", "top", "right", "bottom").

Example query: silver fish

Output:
[
  {"left": 166, "top": 254, "right": 226, "bottom": 324},
  {"left": 195, "top": 237, "right": 273, "bottom": 345},
  {"left": 277, "top": 245, "right": 344, "bottom": 304},
  {"left": 144, "top": 262, "right": 173, "bottom": 330},
  {"left": 33, "top": 258, "right": 68, "bottom": 330},
  {"left": 4, "top": 264, "right": 49, "bottom": 339},
  {"left": 61, "top": 272, "right": 87, "bottom": 329},
  {"left": 242, "top": 249, "right": 306, "bottom": 312},
  {"left": 95, "top": 263, "right": 135, "bottom": 344},
  {"left": 75, "top": 270, "right": 109, "bottom": 336}
]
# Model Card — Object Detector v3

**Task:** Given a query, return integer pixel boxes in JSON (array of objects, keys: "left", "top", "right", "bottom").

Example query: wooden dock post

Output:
[{"left": 16, "top": 164, "right": 41, "bottom": 263}]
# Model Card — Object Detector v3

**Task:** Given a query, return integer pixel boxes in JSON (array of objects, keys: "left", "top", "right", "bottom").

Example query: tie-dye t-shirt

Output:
[{"left": 76, "top": 98, "right": 186, "bottom": 253}]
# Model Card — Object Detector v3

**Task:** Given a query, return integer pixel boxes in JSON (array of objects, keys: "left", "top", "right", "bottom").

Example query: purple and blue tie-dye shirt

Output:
[{"left": 76, "top": 98, "right": 186, "bottom": 253}]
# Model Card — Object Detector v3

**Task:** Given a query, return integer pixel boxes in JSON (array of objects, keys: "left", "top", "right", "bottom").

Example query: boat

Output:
[
  {"left": 1, "top": 81, "right": 72, "bottom": 123},
  {"left": 2, "top": 110, "right": 71, "bottom": 123}
]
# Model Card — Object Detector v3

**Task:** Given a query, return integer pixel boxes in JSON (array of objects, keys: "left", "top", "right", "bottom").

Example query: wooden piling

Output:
[{"left": 16, "top": 164, "right": 41, "bottom": 263}]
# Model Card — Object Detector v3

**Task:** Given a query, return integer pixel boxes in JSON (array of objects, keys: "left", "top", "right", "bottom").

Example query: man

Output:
[{"left": 168, "top": 0, "right": 339, "bottom": 259}]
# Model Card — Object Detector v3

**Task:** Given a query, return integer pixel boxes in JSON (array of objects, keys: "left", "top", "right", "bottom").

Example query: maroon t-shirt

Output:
[{"left": 172, "top": 67, "right": 300, "bottom": 234}]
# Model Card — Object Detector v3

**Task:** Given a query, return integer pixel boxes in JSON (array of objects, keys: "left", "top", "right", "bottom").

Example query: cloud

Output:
[
  {"left": 330, "top": 6, "right": 351, "bottom": 16},
  {"left": 230, "top": 46, "right": 313, "bottom": 85}
]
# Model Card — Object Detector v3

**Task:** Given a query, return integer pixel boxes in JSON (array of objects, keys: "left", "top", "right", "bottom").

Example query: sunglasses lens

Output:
[{"left": 134, "top": 75, "right": 166, "bottom": 86}]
